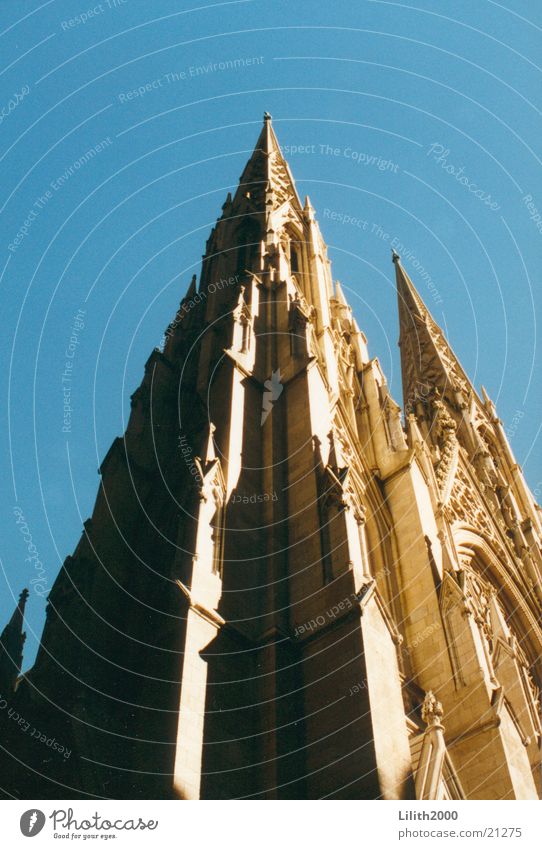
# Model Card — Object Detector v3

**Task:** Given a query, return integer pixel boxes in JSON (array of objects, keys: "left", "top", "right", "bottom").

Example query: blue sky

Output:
[{"left": 1, "top": 0, "right": 541, "bottom": 667}]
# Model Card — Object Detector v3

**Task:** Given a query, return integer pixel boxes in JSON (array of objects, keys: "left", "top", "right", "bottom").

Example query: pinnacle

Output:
[
  {"left": 185, "top": 274, "right": 197, "bottom": 299},
  {"left": 0, "top": 587, "right": 29, "bottom": 692},
  {"left": 7, "top": 588, "right": 29, "bottom": 628}
]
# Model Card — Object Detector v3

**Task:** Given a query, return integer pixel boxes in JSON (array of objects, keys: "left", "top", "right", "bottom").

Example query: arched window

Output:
[
  {"left": 240, "top": 316, "right": 250, "bottom": 353},
  {"left": 236, "top": 218, "right": 260, "bottom": 275},
  {"left": 477, "top": 425, "right": 502, "bottom": 475},
  {"left": 290, "top": 245, "right": 300, "bottom": 274},
  {"left": 211, "top": 498, "right": 225, "bottom": 577},
  {"left": 284, "top": 227, "right": 304, "bottom": 280}
]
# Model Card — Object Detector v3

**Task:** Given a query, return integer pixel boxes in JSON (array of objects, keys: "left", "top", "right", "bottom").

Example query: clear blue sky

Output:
[{"left": 1, "top": 0, "right": 541, "bottom": 668}]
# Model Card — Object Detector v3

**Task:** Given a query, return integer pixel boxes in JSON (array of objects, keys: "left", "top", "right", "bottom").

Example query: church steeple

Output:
[
  {"left": 0, "top": 588, "right": 28, "bottom": 695},
  {"left": 394, "top": 248, "right": 542, "bottom": 607},
  {"left": 2, "top": 118, "right": 541, "bottom": 803},
  {"left": 394, "top": 251, "right": 473, "bottom": 417}
]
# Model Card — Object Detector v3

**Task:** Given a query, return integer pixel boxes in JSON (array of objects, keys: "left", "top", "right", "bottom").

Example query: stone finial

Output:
[
  {"left": 422, "top": 690, "right": 444, "bottom": 727},
  {"left": 392, "top": 249, "right": 400, "bottom": 263}
]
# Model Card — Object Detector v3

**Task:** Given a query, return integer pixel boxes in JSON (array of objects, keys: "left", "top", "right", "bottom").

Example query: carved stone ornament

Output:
[{"left": 421, "top": 690, "right": 444, "bottom": 727}]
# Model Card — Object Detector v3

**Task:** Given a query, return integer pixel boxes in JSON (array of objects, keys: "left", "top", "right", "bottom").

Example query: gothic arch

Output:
[
  {"left": 235, "top": 216, "right": 261, "bottom": 275},
  {"left": 474, "top": 423, "right": 507, "bottom": 483},
  {"left": 452, "top": 529, "right": 542, "bottom": 673},
  {"left": 283, "top": 223, "right": 306, "bottom": 283}
]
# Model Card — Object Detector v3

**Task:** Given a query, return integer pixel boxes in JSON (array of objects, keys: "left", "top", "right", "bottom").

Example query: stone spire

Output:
[
  {"left": 394, "top": 252, "right": 473, "bottom": 415},
  {"left": 0, "top": 588, "right": 29, "bottom": 695},
  {"left": 233, "top": 112, "right": 303, "bottom": 219},
  {"left": 3, "top": 116, "right": 540, "bottom": 803}
]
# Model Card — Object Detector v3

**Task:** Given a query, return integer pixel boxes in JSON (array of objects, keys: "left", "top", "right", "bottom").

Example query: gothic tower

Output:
[
  {"left": 393, "top": 256, "right": 542, "bottom": 799},
  {"left": 1, "top": 115, "right": 541, "bottom": 800}
]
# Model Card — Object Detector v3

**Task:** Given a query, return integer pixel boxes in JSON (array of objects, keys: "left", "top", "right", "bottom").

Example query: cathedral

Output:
[{"left": 1, "top": 114, "right": 541, "bottom": 800}]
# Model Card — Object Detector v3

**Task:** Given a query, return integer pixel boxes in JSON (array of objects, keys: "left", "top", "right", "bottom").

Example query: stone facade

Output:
[{"left": 1, "top": 115, "right": 541, "bottom": 800}]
